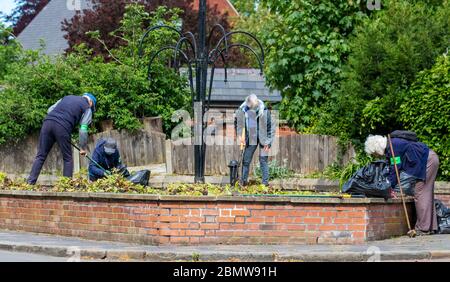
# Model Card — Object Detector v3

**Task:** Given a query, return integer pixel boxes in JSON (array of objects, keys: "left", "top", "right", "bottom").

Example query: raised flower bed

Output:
[{"left": 0, "top": 190, "right": 413, "bottom": 245}]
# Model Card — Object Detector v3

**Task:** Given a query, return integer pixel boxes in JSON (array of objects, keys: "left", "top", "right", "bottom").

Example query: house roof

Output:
[
  {"left": 17, "top": 0, "right": 91, "bottom": 55},
  {"left": 208, "top": 68, "right": 282, "bottom": 106}
]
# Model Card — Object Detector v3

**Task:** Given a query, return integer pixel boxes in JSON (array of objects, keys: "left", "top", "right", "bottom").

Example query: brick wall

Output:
[
  {"left": 435, "top": 183, "right": 450, "bottom": 207},
  {"left": 0, "top": 191, "right": 413, "bottom": 245}
]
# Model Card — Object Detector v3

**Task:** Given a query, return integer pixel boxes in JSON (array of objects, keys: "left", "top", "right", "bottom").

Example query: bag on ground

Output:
[
  {"left": 435, "top": 199, "right": 450, "bottom": 234},
  {"left": 127, "top": 170, "right": 151, "bottom": 186},
  {"left": 342, "top": 160, "right": 391, "bottom": 199},
  {"left": 393, "top": 171, "right": 416, "bottom": 196}
]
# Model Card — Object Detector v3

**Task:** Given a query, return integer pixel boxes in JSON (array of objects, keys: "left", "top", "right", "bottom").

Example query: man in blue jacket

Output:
[
  {"left": 28, "top": 93, "right": 97, "bottom": 184},
  {"left": 89, "top": 138, "right": 125, "bottom": 181}
]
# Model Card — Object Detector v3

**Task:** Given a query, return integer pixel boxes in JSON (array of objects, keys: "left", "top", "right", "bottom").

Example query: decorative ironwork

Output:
[{"left": 138, "top": 0, "right": 264, "bottom": 183}]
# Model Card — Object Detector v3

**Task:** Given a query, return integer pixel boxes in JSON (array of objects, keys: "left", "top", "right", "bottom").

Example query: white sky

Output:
[
  {"left": 0, "top": 0, "right": 16, "bottom": 25},
  {"left": 0, "top": 0, "right": 16, "bottom": 15}
]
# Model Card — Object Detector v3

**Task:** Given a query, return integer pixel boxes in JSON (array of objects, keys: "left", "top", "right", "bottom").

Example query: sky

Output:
[{"left": 0, "top": 0, "right": 16, "bottom": 23}]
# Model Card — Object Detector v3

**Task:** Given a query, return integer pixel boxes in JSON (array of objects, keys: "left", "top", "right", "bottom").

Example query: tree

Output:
[
  {"left": 229, "top": 0, "right": 259, "bottom": 16},
  {"left": 0, "top": 4, "right": 191, "bottom": 144},
  {"left": 0, "top": 24, "right": 21, "bottom": 79},
  {"left": 313, "top": 0, "right": 450, "bottom": 142},
  {"left": 62, "top": 0, "right": 247, "bottom": 66},
  {"left": 400, "top": 55, "right": 450, "bottom": 180},
  {"left": 2, "top": 0, "right": 49, "bottom": 35},
  {"left": 254, "top": 0, "right": 367, "bottom": 131}
]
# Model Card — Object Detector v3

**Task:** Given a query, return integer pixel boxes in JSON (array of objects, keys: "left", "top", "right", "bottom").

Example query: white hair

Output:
[
  {"left": 364, "top": 135, "right": 387, "bottom": 156},
  {"left": 245, "top": 94, "right": 259, "bottom": 108}
]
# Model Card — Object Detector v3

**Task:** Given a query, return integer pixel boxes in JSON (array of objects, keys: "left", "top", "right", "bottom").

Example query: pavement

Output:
[{"left": 1, "top": 230, "right": 450, "bottom": 262}]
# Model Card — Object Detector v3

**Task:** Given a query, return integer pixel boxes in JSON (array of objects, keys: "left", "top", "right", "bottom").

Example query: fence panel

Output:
[{"left": 171, "top": 134, "right": 355, "bottom": 176}]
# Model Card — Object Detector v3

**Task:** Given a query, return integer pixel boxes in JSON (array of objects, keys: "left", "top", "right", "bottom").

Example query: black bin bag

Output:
[
  {"left": 435, "top": 199, "right": 450, "bottom": 234},
  {"left": 342, "top": 160, "right": 391, "bottom": 199},
  {"left": 127, "top": 170, "right": 151, "bottom": 187}
]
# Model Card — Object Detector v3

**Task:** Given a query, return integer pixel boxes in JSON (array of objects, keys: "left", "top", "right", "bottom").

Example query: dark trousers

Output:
[
  {"left": 241, "top": 145, "right": 269, "bottom": 185},
  {"left": 28, "top": 120, "right": 73, "bottom": 184}
]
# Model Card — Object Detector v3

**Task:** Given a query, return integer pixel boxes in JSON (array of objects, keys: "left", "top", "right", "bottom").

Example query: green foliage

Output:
[
  {"left": 0, "top": 4, "right": 190, "bottom": 144},
  {"left": 229, "top": 0, "right": 259, "bottom": 16},
  {"left": 0, "top": 172, "right": 342, "bottom": 197},
  {"left": 305, "top": 153, "right": 372, "bottom": 188},
  {"left": 400, "top": 55, "right": 450, "bottom": 179},
  {"left": 255, "top": 0, "right": 366, "bottom": 131},
  {"left": 313, "top": 0, "right": 450, "bottom": 141},
  {"left": 253, "top": 160, "right": 295, "bottom": 180},
  {"left": 0, "top": 24, "right": 21, "bottom": 80}
]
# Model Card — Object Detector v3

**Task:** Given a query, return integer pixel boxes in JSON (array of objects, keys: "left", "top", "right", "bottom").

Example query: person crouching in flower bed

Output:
[
  {"left": 88, "top": 138, "right": 129, "bottom": 181},
  {"left": 364, "top": 134, "right": 439, "bottom": 235}
]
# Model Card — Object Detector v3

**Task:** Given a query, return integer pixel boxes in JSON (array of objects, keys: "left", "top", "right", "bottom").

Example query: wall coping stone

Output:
[{"left": 0, "top": 190, "right": 413, "bottom": 205}]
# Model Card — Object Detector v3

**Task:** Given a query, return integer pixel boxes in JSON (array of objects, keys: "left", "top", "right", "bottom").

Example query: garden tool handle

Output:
[
  {"left": 70, "top": 141, "right": 108, "bottom": 174},
  {"left": 240, "top": 128, "right": 246, "bottom": 151},
  {"left": 388, "top": 134, "right": 413, "bottom": 234}
]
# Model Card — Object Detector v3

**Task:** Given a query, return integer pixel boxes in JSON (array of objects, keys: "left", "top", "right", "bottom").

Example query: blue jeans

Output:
[{"left": 241, "top": 145, "right": 269, "bottom": 185}]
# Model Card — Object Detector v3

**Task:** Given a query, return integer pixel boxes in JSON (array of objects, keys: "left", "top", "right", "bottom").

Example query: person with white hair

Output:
[
  {"left": 236, "top": 94, "right": 274, "bottom": 186},
  {"left": 365, "top": 133, "right": 440, "bottom": 235}
]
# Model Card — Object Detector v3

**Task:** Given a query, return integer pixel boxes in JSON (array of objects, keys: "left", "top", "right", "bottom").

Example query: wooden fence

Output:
[
  {"left": 0, "top": 128, "right": 166, "bottom": 174},
  {"left": 170, "top": 134, "right": 355, "bottom": 176}
]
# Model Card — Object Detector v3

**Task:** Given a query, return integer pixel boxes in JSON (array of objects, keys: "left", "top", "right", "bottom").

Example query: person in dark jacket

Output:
[
  {"left": 236, "top": 94, "right": 274, "bottom": 186},
  {"left": 365, "top": 134, "right": 440, "bottom": 235},
  {"left": 88, "top": 138, "right": 125, "bottom": 181},
  {"left": 27, "top": 93, "right": 97, "bottom": 184}
]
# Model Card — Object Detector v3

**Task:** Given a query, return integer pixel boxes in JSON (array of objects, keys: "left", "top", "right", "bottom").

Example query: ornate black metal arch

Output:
[{"left": 138, "top": 0, "right": 265, "bottom": 183}]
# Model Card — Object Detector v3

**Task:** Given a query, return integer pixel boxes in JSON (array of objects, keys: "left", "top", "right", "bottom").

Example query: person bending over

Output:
[
  {"left": 28, "top": 93, "right": 97, "bottom": 184},
  {"left": 365, "top": 134, "right": 439, "bottom": 235}
]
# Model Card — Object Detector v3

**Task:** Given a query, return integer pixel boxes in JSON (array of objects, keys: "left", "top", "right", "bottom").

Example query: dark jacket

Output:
[
  {"left": 88, "top": 139, "right": 122, "bottom": 181},
  {"left": 45, "top": 95, "right": 93, "bottom": 149},
  {"left": 236, "top": 100, "right": 274, "bottom": 147},
  {"left": 386, "top": 137, "right": 430, "bottom": 187}
]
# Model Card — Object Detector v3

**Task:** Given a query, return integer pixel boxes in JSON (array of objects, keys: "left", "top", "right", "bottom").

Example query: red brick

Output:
[
  {"left": 185, "top": 230, "right": 205, "bottom": 236},
  {"left": 303, "top": 217, "right": 322, "bottom": 224},
  {"left": 230, "top": 209, "right": 250, "bottom": 217},
  {"left": 159, "top": 216, "right": 180, "bottom": 222},
  {"left": 318, "top": 225, "right": 337, "bottom": 231},
  {"left": 245, "top": 217, "right": 265, "bottom": 223},
  {"left": 217, "top": 217, "right": 235, "bottom": 223},
  {"left": 200, "top": 223, "right": 219, "bottom": 230},
  {"left": 170, "top": 237, "right": 190, "bottom": 243}
]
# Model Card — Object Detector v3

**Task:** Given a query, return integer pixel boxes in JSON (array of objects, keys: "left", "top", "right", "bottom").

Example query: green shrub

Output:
[
  {"left": 0, "top": 4, "right": 190, "bottom": 145},
  {"left": 253, "top": 160, "right": 295, "bottom": 180},
  {"left": 313, "top": 0, "right": 450, "bottom": 141},
  {"left": 257, "top": 0, "right": 367, "bottom": 131},
  {"left": 400, "top": 55, "right": 450, "bottom": 179},
  {"left": 0, "top": 24, "right": 21, "bottom": 80}
]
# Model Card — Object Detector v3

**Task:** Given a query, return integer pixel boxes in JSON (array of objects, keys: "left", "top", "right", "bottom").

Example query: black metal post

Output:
[
  {"left": 194, "top": 0, "right": 208, "bottom": 183},
  {"left": 138, "top": 0, "right": 265, "bottom": 185}
]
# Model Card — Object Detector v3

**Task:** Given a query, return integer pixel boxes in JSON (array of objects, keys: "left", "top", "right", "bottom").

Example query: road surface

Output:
[{"left": 0, "top": 250, "right": 68, "bottom": 262}]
